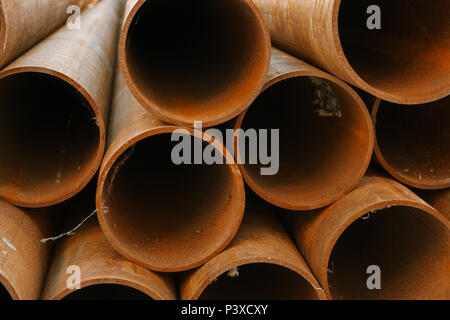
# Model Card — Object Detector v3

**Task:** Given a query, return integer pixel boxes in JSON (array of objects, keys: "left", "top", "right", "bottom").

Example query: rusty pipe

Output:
[
  {"left": 179, "top": 193, "right": 326, "bottom": 300},
  {"left": 96, "top": 69, "right": 245, "bottom": 272},
  {"left": 235, "top": 48, "right": 373, "bottom": 210},
  {"left": 119, "top": 0, "right": 271, "bottom": 127},
  {"left": 0, "top": 0, "right": 125, "bottom": 207},
  {"left": 0, "top": 200, "right": 54, "bottom": 300},
  {"left": 0, "top": 0, "right": 98, "bottom": 69},
  {"left": 253, "top": 0, "right": 450, "bottom": 104},
  {"left": 372, "top": 96, "right": 450, "bottom": 190},
  {"left": 42, "top": 219, "right": 176, "bottom": 300},
  {"left": 283, "top": 171, "right": 450, "bottom": 299}
]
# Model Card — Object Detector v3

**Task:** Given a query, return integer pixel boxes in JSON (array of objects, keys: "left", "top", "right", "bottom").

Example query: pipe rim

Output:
[
  {"left": 372, "top": 98, "right": 450, "bottom": 190},
  {"left": 186, "top": 255, "right": 327, "bottom": 300},
  {"left": 235, "top": 70, "right": 374, "bottom": 210},
  {"left": 97, "top": 125, "right": 245, "bottom": 272},
  {"left": 322, "top": 198, "right": 449, "bottom": 299},
  {"left": 0, "top": 67, "right": 105, "bottom": 207},
  {"left": 119, "top": 0, "right": 271, "bottom": 127},
  {"left": 47, "top": 277, "right": 168, "bottom": 300},
  {"left": 332, "top": 0, "right": 450, "bottom": 104}
]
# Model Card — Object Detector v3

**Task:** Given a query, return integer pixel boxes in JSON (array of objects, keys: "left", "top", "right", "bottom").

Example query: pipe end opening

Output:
[
  {"left": 100, "top": 132, "right": 244, "bottom": 271},
  {"left": 338, "top": 0, "right": 450, "bottom": 102},
  {"left": 0, "top": 72, "right": 101, "bottom": 206},
  {"left": 328, "top": 205, "right": 449, "bottom": 299},
  {"left": 375, "top": 96, "right": 450, "bottom": 189},
  {"left": 124, "top": 0, "right": 269, "bottom": 125},
  {"left": 240, "top": 76, "right": 371, "bottom": 209},
  {"left": 199, "top": 263, "right": 320, "bottom": 300}
]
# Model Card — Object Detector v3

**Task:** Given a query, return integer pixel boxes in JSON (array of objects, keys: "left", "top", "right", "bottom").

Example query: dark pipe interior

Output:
[
  {"left": 103, "top": 133, "right": 240, "bottom": 269},
  {"left": 376, "top": 96, "right": 450, "bottom": 187},
  {"left": 199, "top": 263, "right": 319, "bottom": 300},
  {"left": 339, "top": 0, "right": 450, "bottom": 99},
  {"left": 328, "top": 206, "right": 449, "bottom": 299},
  {"left": 63, "top": 284, "right": 150, "bottom": 300},
  {"left": 126, "top": 0, "right": 267, "bottom": 123},
  {"left": 0, "top": 283, "right": 12, "bottom": 300},
  {"left": 0, "top": 72, "right": 100, "bottom": 204},
  {"left": 240, "top": 76, "right": 369, "bottom": 208}
]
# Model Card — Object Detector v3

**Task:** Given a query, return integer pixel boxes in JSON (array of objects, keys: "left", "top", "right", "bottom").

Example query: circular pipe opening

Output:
[
  {"left": 99, "top": 133, "right": 244, "bottom": 271},
  {"left": 238, "top": 76, "right": 372, "bottom": 210},
  {"left": 328, "top": 206, "right": 449, "bottom": 299},
  {"left": 374, "top": 96, "right": 450, "bottom": 189},
  {"left": 62, "top": 284, "right": 151, "bottom": 300},
  {"left": 338, "top": 0, "right": 450, "bottom": 102},
  {"left": 199, "top": 263, "right": 319, "bottom": 300},
  {"left": 0, "top": 72, "right": 101, "bottom": 206},
  {"left": 123, "top": 0, "right": 269, "bottom": 126}
]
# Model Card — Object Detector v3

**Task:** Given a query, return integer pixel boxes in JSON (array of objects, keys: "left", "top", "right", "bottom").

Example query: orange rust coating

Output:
[
  {"left": 284, "top": 171, "right": 450, "bottom": 299},
  {"left": 371, "top": 96, "right": 450, "bottom": 190},
  {"left": 41, "top": 219, "right": 176, "bottom": 300},
  {"left": 0, "top": 200, "right": 53, "bottom": 300},
  {"left": 96, "top": 69, "right": 245, "bottom": 272},
  {"left": 179, "top": 196, "right": 326, "bottom": 300},
  {"left": 0, "top": 0, "right": 98, "bottom": 68},
  {"left": 235, "top": 48, "right": 373, "bottom": 210},
  {"left": 119, "top": 0, "right": 271, "bottom": 127},
  {"left": 0, "top": 0, "right": 125, "bottom": 207},
  {"left": 252, "top": 0, "right": 450, "bottom": 104}
]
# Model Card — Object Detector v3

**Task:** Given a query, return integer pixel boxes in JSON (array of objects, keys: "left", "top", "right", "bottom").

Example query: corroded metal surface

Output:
[
  {"left": 284, "top": 171, "right": 450, "bottom": 299},
  {"left": 234, "top": 48, "right": 373, "bottom": 210},
  {"left": 253, "top": 0, "right": 450, "bottom": 104},
  {"left": 0, "top": 0, "right": 97, "bottom": 68},
  {"left": 179, "top": 195, "right": 326, "bottom": 300},
  {"left": 119, "top": 0, "right": 271, "bottom": 127},
  {"left": 0, "top": 0, "right": 124, "bottom": 207},
  {"left": 0, "top": 200, "right": 53, "bottom": 300},
  {"left": 42, "top": 219, "right": 176, "bottom": 300},
  {"left": 371, "top": 96, "right": 450, "bottom": 190},
  {"left": 96, "top": 68, "right": 245, "bottom": 272}
]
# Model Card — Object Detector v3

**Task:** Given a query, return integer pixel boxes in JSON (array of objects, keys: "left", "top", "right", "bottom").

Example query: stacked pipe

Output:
[
  {"left": 283, "top": 171, "right": 449, "bottom": 300},
  {"left": 0, "top": 201, "right": 54, "bottom": 299},
  {"left": 252, "top": 0, "right": 450, "bottom": 104},
  {"left": 0, "top": 0, "right": 97, "bottom": 68},
  {"left": 235, "top": 48, "right": 373, "bottom": 210},
  {"left": 179, "top": 193, "right": 326, "bottom": 300},
  {"left": 0, "top": 0, "right": 121, "bottom": 207},
  {"left": 119, "top": 0, "right": 271, "bottom": 127},
  {"left": 96, "top": 65, "right": 246, "bottom": 272},
  {"left": 42, "top": 180, "right": 177, "bottom": 300},
  {"left": 371, "top": 96, "right": 450, "bottom": 189},
  {"left": 0, "top": 0, "right": 448, "bottom": 301}
]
